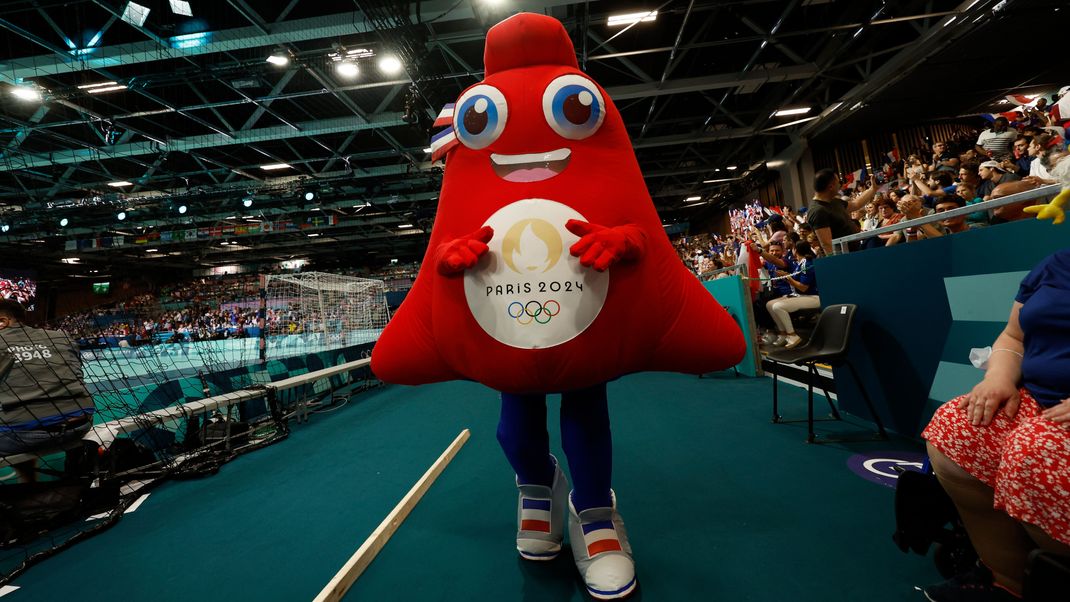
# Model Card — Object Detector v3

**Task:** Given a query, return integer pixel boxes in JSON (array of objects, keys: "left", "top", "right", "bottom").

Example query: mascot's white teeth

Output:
[{"left": 490, "top": 149, "right": 571, "bottom": 183}]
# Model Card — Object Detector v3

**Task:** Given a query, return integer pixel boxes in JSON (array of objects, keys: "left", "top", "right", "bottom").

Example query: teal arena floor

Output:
[{"left": 5, "top": 371, "right": 940, "bottom": 601}]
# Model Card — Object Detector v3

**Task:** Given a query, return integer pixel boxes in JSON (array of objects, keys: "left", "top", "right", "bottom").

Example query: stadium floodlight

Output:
[
  {"left": 122, "top": 2, "right": 150, "bottom": 27},
  {"left": 60, "top": 218, "right": 69, "bottom": 227},
  {"left": 178, "top": 205, "right": 188, "bottom": 214},
  {"left": 607, "top": 11, "right": 657, "bottom": 26},
  {"left": 773, "top": 107, "right": 811, "bottom": 117},
  {"left": 108, "top": 181, "right": 133, "bottom": 187},
  {"left": 335, "top": 61, "right": 359, "bottom": 78},
  {"left": 169, "top": 0, "right": 192, "bottom": 17},
  {"left": 261, "top": 163, "right": 291, "bottom": 170},
  {"left": 378, "top": 56, "right": 402, "bottom": 74},
  {"left": 266, "top": 53, "right": 289, "bottom": 66},
  {"left": 117, "top": 211, "right": 127, "bottom": 221},
  {"left": 11, "top": 86, "right": 42, "bottom": 102}
]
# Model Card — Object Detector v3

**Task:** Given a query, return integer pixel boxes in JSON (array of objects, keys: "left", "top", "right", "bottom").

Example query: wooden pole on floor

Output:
[{"left": 312, "top": 428, "right": 471, "bottom": 602}]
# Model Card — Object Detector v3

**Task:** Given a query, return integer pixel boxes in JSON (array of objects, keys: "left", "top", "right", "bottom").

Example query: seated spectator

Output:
[
  {"left": 869, "top": 198, "right": 903, "bottom": 248},
  {"left": 861, "top": 202, "right": 880, "bottom": 231},
  {"left": 990, "top": 180, "right": 1044, "bottom": 223},
  {"left": 885, "top": 195, "right": 945, "bottom": 245},
  {"left": 754, "top": 241, "right": 797, "bottom": 345},
  {"left": 919, "top": 249, "right": 1070, "bottom": 600},
  {"left": 1010, "top": 135, "right": 1033, "bottom": 177},
  {"left": 977, "top": 161, "right": 1021, "bottom": 200},
  {"left": 933, "top": 194, "right": 970, "bottom": 234},
  {"left": 765, "top": 241, "right": 820, "bottom": 350},
  {"left": 0, "top": 300, "right": 95, "bottom": 482},
  {"left": 931, "top": 140, "right": 960, "bottom": 173},
  {"left": 975, "top": 116, "right": 1018, "bottom": 160},
  {"left": 1023, "top": 132, "right": 1060, "bottom": 185}
]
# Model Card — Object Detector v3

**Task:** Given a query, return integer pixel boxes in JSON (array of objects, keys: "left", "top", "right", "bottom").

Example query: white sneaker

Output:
[
  {"left": 773, "top": 335, "right": 788, "bottom": 346},
  {"left": 568, "top": 491, "right": 637, "bottom": 600},
  {"left": 761, "top": 333, "right": 778, "bottom": 345},
  {"left": 515, "top": 455, "right": 569, "bottom": 561}
]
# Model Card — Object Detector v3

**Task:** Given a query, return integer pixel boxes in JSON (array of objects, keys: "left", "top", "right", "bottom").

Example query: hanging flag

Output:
[
  {"left": 845, "top": 167, "right": 866, "bottom": 185},
  {"left": 886, "top": 148, "right": 899, "bottom": 163}
]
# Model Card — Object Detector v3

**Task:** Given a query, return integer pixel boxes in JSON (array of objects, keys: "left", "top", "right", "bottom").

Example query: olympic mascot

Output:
[{"left": 372, "top": 13, "right": 745, "bottom": 599}]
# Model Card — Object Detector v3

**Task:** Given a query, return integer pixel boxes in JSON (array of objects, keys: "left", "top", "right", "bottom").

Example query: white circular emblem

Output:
[{"left": 463, "top": 199, "right": 609, "bottom": 349}]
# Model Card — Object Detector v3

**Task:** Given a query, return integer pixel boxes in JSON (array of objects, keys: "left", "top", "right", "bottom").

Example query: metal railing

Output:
[{"left": 831, "top": 183, "right": 1060, "bottom": 254}]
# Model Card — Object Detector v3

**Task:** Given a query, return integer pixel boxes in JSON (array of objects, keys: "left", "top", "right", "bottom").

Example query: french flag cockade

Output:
[
  {"left": 520, "top": 497, "right": 552, "bottom": 533},
  {"left": 581, "top": 520, "right": 623, "bottom": 557},
  {"left": 429, "top": 103, "right": 459, "bottom": 162}
]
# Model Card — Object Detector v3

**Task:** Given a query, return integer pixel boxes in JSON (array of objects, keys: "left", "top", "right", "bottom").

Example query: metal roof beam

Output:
[
  {"left": 0, "top": 114, "right": 406, "bottom": 171},
  {"left": 606, "top": 65, "right": 818, "bottom": 101},
  {"left": 0, "top": 1, "right": 576, "bottom": 84}
]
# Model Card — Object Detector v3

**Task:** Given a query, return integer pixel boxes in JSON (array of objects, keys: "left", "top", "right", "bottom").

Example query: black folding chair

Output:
[{"left": 766, "top": 303, "right": 888, "bottom": 443}]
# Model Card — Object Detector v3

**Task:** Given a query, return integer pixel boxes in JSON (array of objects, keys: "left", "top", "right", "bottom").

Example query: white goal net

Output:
[{"left": 261, "top": 272, "right": 390, "bottom": 359}]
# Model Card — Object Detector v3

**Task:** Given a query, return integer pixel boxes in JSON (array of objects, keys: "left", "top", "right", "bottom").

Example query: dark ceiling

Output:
[{"left": 0, "top": 0, "right": 1060, "bottom": 282}]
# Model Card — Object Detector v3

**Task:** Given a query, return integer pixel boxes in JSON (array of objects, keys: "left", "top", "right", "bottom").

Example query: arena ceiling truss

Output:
[{"left": 0, "top": 0, "right": 1057, "bottom": 277}]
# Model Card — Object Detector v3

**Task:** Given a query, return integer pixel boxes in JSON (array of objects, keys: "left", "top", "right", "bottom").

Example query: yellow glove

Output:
[{"left": 1024, "top": 188, "right": 1069, "bottom": 225}]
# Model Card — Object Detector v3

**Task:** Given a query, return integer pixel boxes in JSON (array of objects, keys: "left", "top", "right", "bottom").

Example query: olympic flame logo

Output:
[
  {"left": 501, "top": 219, "right": 563, "bottom": 274},
  {"left": 508, "top": 300, "right": 561, "bottom": 325}
]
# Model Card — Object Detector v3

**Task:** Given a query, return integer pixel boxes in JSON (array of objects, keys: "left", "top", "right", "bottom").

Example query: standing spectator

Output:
[
  {"left": 975, "top": 117, "right": 1018, "bottom": 160},
  {"left": 977, "top": 161, "right": 1021, "bottom": 200},
  {"left": 806, "top": 169, "right": 876, "bottom": 255}
]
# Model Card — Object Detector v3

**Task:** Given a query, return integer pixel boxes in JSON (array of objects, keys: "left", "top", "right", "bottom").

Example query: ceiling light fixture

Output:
[
  {"left": 1, "top": 225, "right": 9, "bottom": 233},
  {"left": 242, "top": 196, "right": 254, "bottom": 208},
  {"left": 60, "top": 218, "right": 69, "bottom": 227},
  {"left": 304, "top": 191, "right": 316, "bottom": 201},
  {"left": 266, "top": 54, "right": 289, "bottom": 66},
  {"left": 607, "top": 11, "right": 658, "bottom": 26},
  {"left": 178, "top": 205, "right": 188, "bottom": 214},
  {"left": 260, "top": 163, "right": 291, "bottom": 170},
  {"left": 87, "top": 85, "right": 128, "bottom": 94},
  {"left": 108, "top": 181, "right": 133, "bottom": 187},
  {"left": 77, "top": 81, "right": 117, "bottom": 89},
  {"left": 684, "top": 196, "right": 701, "bottom": 202},
  {"left": 11, "top": 86, "right": 42, "bottom": 102},
  {"left": 335, "top": 61, "right": 359, "bottom": 78},
  {"left": 726, "top": 165, "right": 738, "bottom": 170},
  {"left": 378, "top": 55, "right": 402, "bottom": 74},
  {"left": 397, "top": 224, "right": 414, "bottom": 229},
  {"left": 773, "top": 107, "right": 811, "bottom": 117},
  {"left": 117, "top": 211, "right": 127, "bottom": 221}
]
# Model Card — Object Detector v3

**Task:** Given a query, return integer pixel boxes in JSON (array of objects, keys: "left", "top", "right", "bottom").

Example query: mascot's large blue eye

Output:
[
  {"left": 453, "top": 84, "right": 508, "bottom": 150},
  {"left": 542, "top": 74, "right": 605, "bottom": 140}
]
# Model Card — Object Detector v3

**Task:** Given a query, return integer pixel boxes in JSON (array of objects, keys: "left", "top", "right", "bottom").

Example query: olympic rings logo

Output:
[{"left": 507, "top": 300, "right": 561, "bottom": 325}]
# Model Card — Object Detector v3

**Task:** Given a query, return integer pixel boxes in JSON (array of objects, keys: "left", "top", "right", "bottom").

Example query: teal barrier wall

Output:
[
  {"left": 703, "top": 275, "right": 760, "bottom": 377},
  {"left": 816, "top": 219, "right": 1068, "bottom": 436}
]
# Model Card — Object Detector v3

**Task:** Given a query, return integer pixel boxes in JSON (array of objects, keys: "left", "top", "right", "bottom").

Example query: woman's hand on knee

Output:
[
  {"left": 960, "top": 377, "right": 1020, "bottom": 426},
  {"left": 1041, "top": 398, "right": 1070, "bottom": 425}
]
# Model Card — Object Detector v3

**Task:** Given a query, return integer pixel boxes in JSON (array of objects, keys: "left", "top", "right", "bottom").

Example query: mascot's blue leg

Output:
[
  {"left": 562, "top": 383, "right": 637, "bottom": 599},
  {"left": 560, "top": 383, "right": 613, "bottom": 512},
  {"left": 497, "top": 392, "right": 555, "bottom": 486}
]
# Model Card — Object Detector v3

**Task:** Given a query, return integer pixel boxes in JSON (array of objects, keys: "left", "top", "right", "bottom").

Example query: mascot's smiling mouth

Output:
[{"left": 490, "top": 148, "right": 570, "bottom": 183}]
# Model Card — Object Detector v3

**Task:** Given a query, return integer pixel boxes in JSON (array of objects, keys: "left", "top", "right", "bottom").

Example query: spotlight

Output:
[
  {"left": 266, "top": 53, "right": 289, "bottom": 66},
  {"left": 1, "top": 224, "right": 9, "bottom": 233},
  {"left": 304, "top": 191, "right": 316, "bottom": 202},
  {"left": 60, "top": 218, "right": 69, "bottom": 227},
  {"left": 117, "top": 211, "right": 127, "bottom": 221},
  {"left": 378, "top": 55, "right": 402, "bottom": 74},
  {"left": 11, "top": 86, "right": 42, "bottom": 102},
  {"left": 335, "top": 61, "right": 359, "bottom": 78},
  {"left": 243, "top": 196, "right": 254, "bottom": 208},
  {"left": 178, "top": 205, "right": 188, "bottom": 214}
]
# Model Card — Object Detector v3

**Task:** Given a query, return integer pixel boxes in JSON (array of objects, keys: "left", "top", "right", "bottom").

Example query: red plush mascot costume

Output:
[{"left": 372, "top": 13, "right": 744, "bottom": 599}]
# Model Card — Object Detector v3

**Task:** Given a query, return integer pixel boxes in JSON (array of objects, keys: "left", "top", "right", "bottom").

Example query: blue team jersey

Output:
[
  {"left": 795, "top": 258, "right": 819, "bottom": 296},
  {"left": 1015, "top": 248, "right": 1070, "bottom": 407}
]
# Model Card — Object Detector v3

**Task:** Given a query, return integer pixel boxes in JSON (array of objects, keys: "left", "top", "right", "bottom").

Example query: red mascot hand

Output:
[
  {"left": 565, "top": 220, "right": 646, "bottom": 272},
  {"left": 436, "top": 226, "right": 495, "bottom": 275}
]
